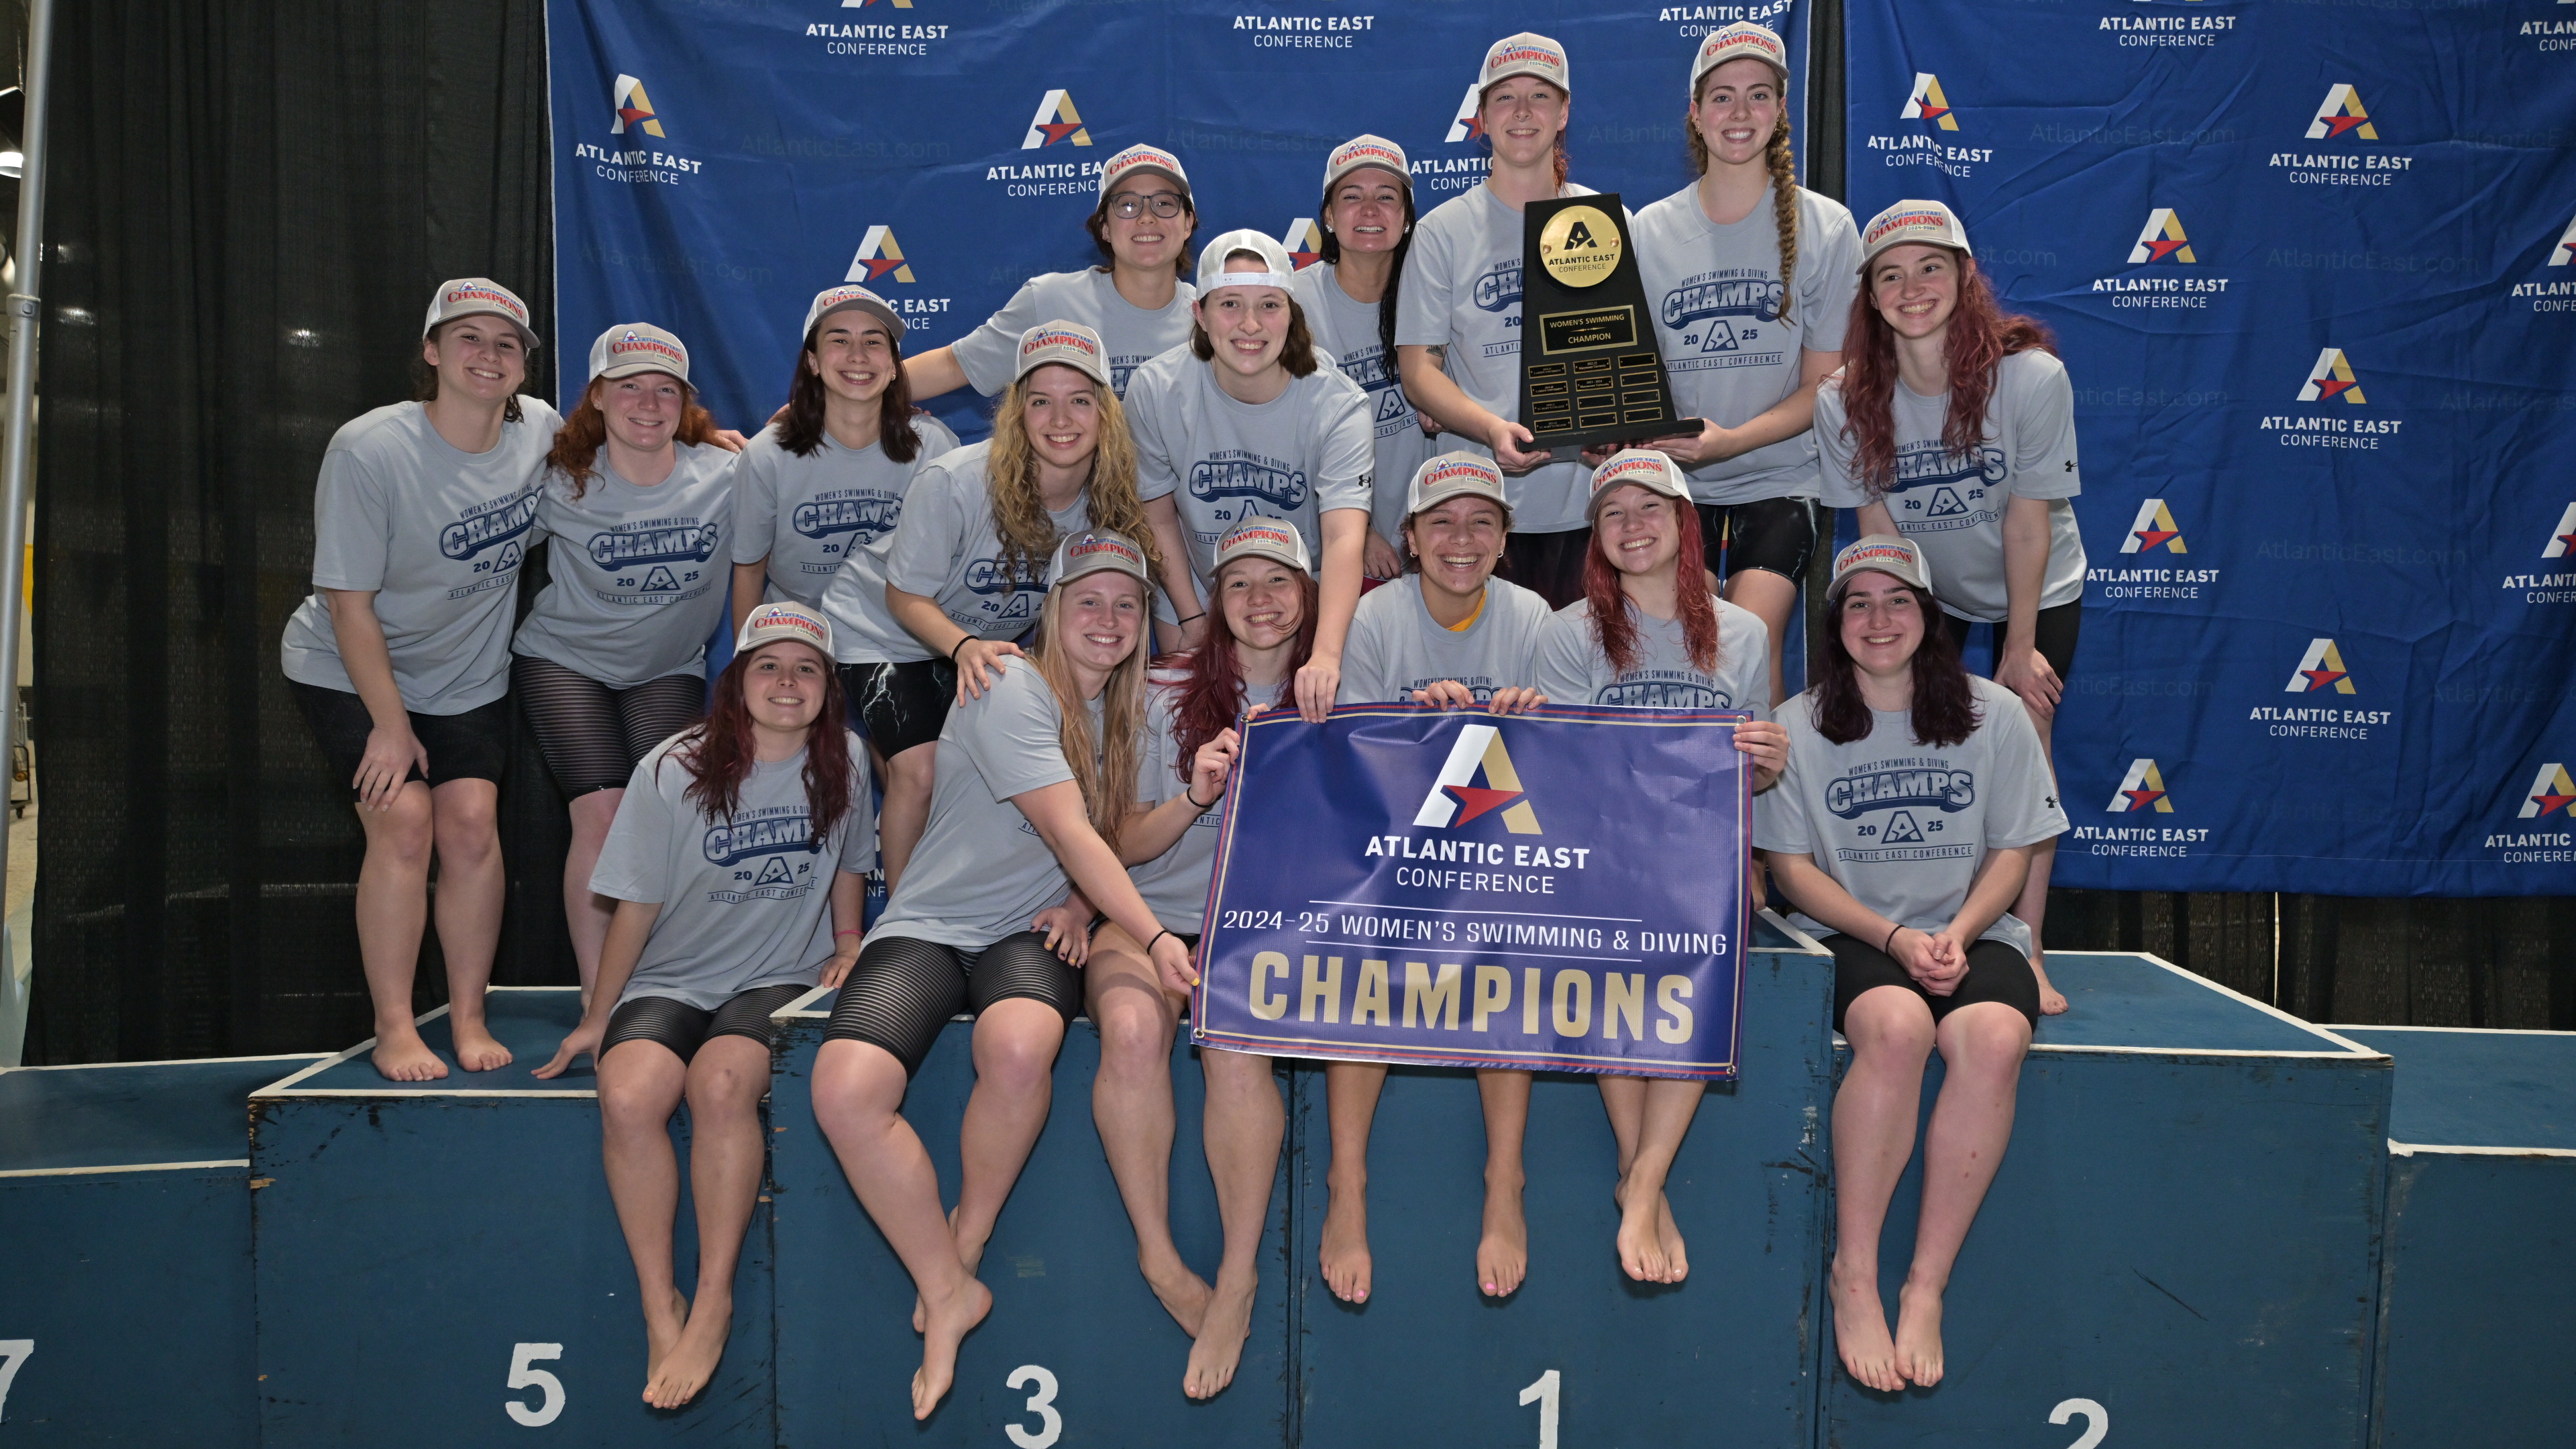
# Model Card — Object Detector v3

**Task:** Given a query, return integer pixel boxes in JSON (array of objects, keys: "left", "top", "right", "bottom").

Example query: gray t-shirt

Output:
[
  {"left": 512, "top": 445, "right": 738, "bottom": 688},
  {"left": 947, "top": 268, "right": 1198, "bottom": 398},
  {"left": 1396, "top": 183, "right": 1599, "bottom": 533},
  {"left": 728, "top": 416, "right": 960, "bottom": 609},
  {"left": 871, "top": 657, "right": 1106, "bottom": 949},
  {"left": 1633, "top": 183, "right": 1862, "bottom": 505},
  {"left": 278, "top": 399, "right": 559, "bottom": 713},
  {"left": 1338, "top": 575, "right": 1552, "bottom": 704},
  {"left": 591, "top": 731, "right": 878, "bottom": 1011},
  {"left": 1289, "top": 262, "right": 1431, "bottom": 545},
  {"left": 1128, "top": 667, "right": 1287, "bottom": 934},
  {"left": 1126, "top": 343, "right": 1375, "bottom": 600},
  {"left": 1531, "top": 594, "right": 1772, "bottom": 716},
  {"left": 1753, "top": 676, "right": 2068, "bottom": 959},
  {"left": 823, "top": 441, "right": 1091, "bottom": 663},
  {"left": 1817, "top": 349, "right": 2086, "bottom": 623}
]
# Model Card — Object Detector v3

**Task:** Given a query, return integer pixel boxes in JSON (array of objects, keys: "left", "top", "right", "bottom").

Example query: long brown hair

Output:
[
  {"left": 1030, "top": 580, "right": 1151, "bottom": 849},
  {"left": 1810, "top": 581, "right": 1980, "bottom": 747},
  {"left": 1580, "top": 500, "right": 1720, "bottom": 676},
  {"left": 544, "top": 376, "right": 722, "bottom": 499},
  {"left": 983, "top": 370, "right": 1161, "bottom": 594},
  {"left": 1835, "top": 259, "right": 2055, "bottom": 496},
  {"left": 670, "top": 642, "right": 860, "bottom": 849},
  {"left": 1167, "top": 563, "right": 1319, "bottom": 780},
  {"left": 412, "top": 319, "right": 527, "bottom": 424},
  {"left": 779, "top": 320, "right": 922, "bottom": 462},
  {"left": 1684, "top": 74, "right": 1802, "bottom": 327},
  {"left": 1316, "top": 174, "right": 1419, "bottom": 364}
]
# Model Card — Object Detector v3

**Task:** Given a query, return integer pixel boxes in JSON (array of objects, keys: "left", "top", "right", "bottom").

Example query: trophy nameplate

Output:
[{"left": 1517, "top": 193, "right": 1702, "bottom": 459}]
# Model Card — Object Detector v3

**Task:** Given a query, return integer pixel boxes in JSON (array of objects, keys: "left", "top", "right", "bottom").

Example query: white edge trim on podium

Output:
[
  {"left": 2322, "top": 1022, "right": 2576, "bottom": 1159},
  {"left": 0, "top": 1157, "right": 253, "bottom": 1179}
]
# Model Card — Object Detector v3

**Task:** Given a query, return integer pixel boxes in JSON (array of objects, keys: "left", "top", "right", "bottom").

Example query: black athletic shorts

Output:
[
  {"left": 1697, "top": 497, "right": 1822, "bottom": 585},
  {"left": 1825, "top": 932, "right": 2040, "bottom": 1032},
  {"left": 600, "top": 982, "right": 812, "bottom": 1066},
  {"left": 292, "top": 682, "right": 511, "bottom": 792},
  {"left": 1937, "top": 600, "right": 2081, "bottom": 688},
  {"left": 1501, "top": 528, "right": 1593, "bottom": 611},
  {"left": 823, "top": 931, "right": 1083, "bottom": 1077},
  {"left": 842, "top": 658, "right": 957, "bottom": 757}
]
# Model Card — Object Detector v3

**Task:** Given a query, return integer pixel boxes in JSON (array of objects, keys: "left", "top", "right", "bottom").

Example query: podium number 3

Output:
[
  {"left": 1006, "top": 1364, "right": 1061, "bottom": 1449},
  {"left": 1519, "top": 1368, "right": 1560, "bottom": 1449},
  {"left": 0, "top": 1340, "right": 31, "bottom": 1423},
  {"left": 506, "top": 1343, "right": 566, "bottom": 1428},
  {"left": 2052, "top": 1397, "right": 2108, "bottom": 1449}
]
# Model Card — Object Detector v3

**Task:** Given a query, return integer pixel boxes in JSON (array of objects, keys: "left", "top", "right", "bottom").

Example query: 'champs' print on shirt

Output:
[{"left": 702, "top": 804, "right": 824, "bottom": 904}]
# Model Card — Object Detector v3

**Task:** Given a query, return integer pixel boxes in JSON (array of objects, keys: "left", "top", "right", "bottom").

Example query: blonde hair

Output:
[
  {"left": 1030, "top": 581, "right": 1150, "bottom": 850},
  {"left": 1686, "top": 84, "right": 1801, "bottom": 327},
  {"left": 985, "top": 371, "right": 1162, "bottom": 594}
]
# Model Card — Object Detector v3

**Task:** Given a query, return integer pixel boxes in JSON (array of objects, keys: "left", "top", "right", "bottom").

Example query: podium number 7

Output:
[
  {"left": 0, "top": 1340, "right": 31, "bottom": 1423},
  {"left": 1519, "top": 1368, "right": 1559, "bottom": 1449}
]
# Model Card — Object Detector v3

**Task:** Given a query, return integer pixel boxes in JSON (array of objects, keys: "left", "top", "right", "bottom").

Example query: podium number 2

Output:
[
  {"left": 0, "top": 1340, "right": 31, "bottom": 1423},
  {"left": 1519, "top": 1369, "right": 1560, "bottom": 1449},
  {"left": 2051, "top": 1397, "right": 2108, "bottom": 1449},
  {"left": 1006, "top": 1364, "right": 1061, "bottom": 1449},
  {"left": 506, "top": 1343, "right": 566, "bottom": 1428}
]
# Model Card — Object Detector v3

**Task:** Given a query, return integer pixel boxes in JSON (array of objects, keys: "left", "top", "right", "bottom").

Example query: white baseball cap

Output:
[
  {"left": 1195, "top": 229, "right": 1299, "bottom": 296},
  {"left": 735, "top": 600, "right": 834, "bottom": 659},
  {"left": 1406, "top": 451, "right": 1511, "bottom": 517},
  {"left": 802, "top": 283, "right": 904, "bottom": 341},
  {"left": 1829, "top": 534, "right": 1933, "bottom": 596},
  {"left": 1480, "top": 32, "right": 1570, "bottom": 96},
  {"left": 1690, "top": 23, "right": 1788, "bottom": 99},
  {"left": 1585, "top": 449, "right": 1692, "bottom": 517},
  {"left": 1049, "top": 529, "right": 1150, "bottom": 589},
  {"left": 1098, "top": 144, "right": 1191, "bottom": 201},
  {"left": 423, "top": 278, "right": 538, "bottom": 350},
  {"left": 1214, "top": 516, "right": 1312, "bottom": 576},
  {"left": 1015, "top": 321, "right": 1111, "bottom": 386},
  {"left": 1860, "top": 200, "right": 1976, "bottom": 267},
  {"left": 1323, "top": 134, "right": 1411, "bottom": 194},
  {"left": 588, "top": 323, "right": 691, "bottom": 384}
]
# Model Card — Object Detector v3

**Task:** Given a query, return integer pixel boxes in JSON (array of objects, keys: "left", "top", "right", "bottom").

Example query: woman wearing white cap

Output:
[
  {"left": 1630, "top": 22, "right": 1861, "bottom": 707},
  {"left": 531, "top": 601, "right": 873, "bottom": 1411},
  {"left": 513, "top": 323, "right": 737, "bottom": 998},
  {"left": 1289, "top": 135, "right": 1432, "bottom": 578},
  {"left": 1330, "top": 451, "right": 1553, "bottom": 1303},
  {"left": 280, "top": 278, "right": 555, "bottom": 1080},
  {"left": 1756, "top": 534, "right": 2063, "bottom": 1393},
  {"left": 1397, "top": 32, "right": 1599, "bottom": 609},
  {"left": 818, "top": 321, "right": 1161, "bottom": 891},
  {"left": 902, "top": 145, "right": 1199, "bottom": 401},
  {"left": 1818, "top": 199, "right": 2084, "bottom": 1012},
  {"left": 1130, "top": 229, "right": 1371, "bottom": 716},
  {"left": 808, "top": 530, "right": 1197, "bottom": 1419}
]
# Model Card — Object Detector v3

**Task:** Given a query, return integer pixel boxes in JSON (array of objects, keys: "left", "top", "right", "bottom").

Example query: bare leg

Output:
[
  {"left": 2012, "top": 712, "right": 2066, "bottom": 1014},
  {"left": 812, "top": 1038, "right": 991, "bottom": 1420},
  {"left": 877, "top": 743, "right": 936, "bottom": 894},
  {"left": 646, "top": 1035, "right": 772, "bottom": 1409},
  {"left": 949, "top": 1000, "right": 1068, "bottom": 1290},
  {"left": 564, "top": 788, "right": 624, "bottom": 1000},
  {"left": 596, "top": 1040, "right": 691, "bottom": 1396},
  {"left": 1085, "top": 925, "right": 1210, "bottom": 1335},
  {"left": 427, "top": 779, "right": 511, "bottom": 1071},
  {"left": 1320, "top": 1060, "right": 1385, "bottom": 1303},
  {"left": 1598, "top": 1075, "right": 1703, "bottom": 1283},
  {"left": 1475, "top": 1068, "right": 1532, "bottom": 1297},
  {"left": 1830, "top": 985, "right": 1937, "bottom": 1393},
  {"left": 1189, "top": 1048, "right": 1283, "bottom": 1399},
  {"left": 354, "top": 785, "right": 444, "bottom": 1081},
  {"left": 1894, "top": 1000, "right": 2031, "bottom": 1387},
  {"left": 1721, "top": 566, "right": 1801, "bottom": 709}
]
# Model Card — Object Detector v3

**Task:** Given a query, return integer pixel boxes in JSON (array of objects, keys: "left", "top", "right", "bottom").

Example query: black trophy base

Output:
[{"left": 1531, "top": 416, "right": 1705, "bottom": 462}]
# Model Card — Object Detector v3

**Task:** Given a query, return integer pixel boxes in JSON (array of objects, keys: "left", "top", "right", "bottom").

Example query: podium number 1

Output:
[
  {"left": 0, "top": 1340, "right": 31, "bottom": 1423},
  {"left": 505, "top": 1343, "right": 566, "bottom": 1428},
  {"left": 1519, "top": 1369, "right": 1560, "bottom": 1449},
  {"left": 2051, "top": 1397, "right": 2108, "bottom": 1449}
]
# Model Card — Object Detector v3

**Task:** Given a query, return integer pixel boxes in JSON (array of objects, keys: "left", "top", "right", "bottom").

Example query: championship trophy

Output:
[{"left": 1517, "top": 193, "right": 1701, "bottom": 458}]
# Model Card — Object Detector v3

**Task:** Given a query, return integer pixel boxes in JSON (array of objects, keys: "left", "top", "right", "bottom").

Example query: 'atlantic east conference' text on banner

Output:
[{"left": 1193, "top": 706, "right": 1751, "bottom": 1081}]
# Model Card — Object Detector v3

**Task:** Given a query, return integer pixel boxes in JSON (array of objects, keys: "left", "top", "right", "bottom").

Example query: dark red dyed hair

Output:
[
  {"left": 1809, "top": 581, "right": 1980, "bottom": 748},
  {"left": 673, "top": 641, "right": 859, "bottom": 848},
  {"left": 1165, "top": 564, "right": 1319, "bottom": 782},
  {"left": 1835, "top": 256, "right": 2055, "bottom": 496},
  {"left": 1580, "top": 495, "right": 1720, "bottom": 677}
]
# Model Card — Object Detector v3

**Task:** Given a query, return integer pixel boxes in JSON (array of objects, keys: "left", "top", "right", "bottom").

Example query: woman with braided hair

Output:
[{"left": 1630, "top": 21, "right": 1861, "bottom": 706}]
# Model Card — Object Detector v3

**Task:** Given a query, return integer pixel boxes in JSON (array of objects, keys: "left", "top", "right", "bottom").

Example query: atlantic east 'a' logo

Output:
[
  {"left": 2108, "top": 758, "right": 2174, "bottom": 814},
  {"left": 612, "top": 74, "right": 664, "bottom": 138},
  {"left": 2121, "top": 498, "right": 2187, "bottom": 554},
  {"left": 2544, "top": 502, "right": 2576, "bottom": 558},
  {"left": 2298, "top": 347, "right": 2366, "bottom": 405},
  {"left": 2128, "top": 209, "right": 2196, "bottom": 264},
  {"left": 1412, "top": 724, "right": 1541, "bottom": 835},
  {"left": 2306, "top": 84, "right": 2377, "bottom": 141},
  {"left": 1282, "top": 219, "right": 1325, "bottom": 269},
  {"left": 1445, "top": 83, "right": 1485, "bottom": 144},
  {"left": 2285, "top": 637, "right": 2357, "bottom": 694},
  {"left": 1902, "top": 73, "right": 1959, "bottom": 131},
  {"left": 1022, "top": 90, "right": 1091, "bottom": 149},
  {"left": 2518, "top": 763, "right": 2576, "bottom": 818},
  {"left": 847, "top": 225, "right": 914, "bottom": 284},
  {"left": 2551, "top": 210, "right": 2576, "bottom": 268}
]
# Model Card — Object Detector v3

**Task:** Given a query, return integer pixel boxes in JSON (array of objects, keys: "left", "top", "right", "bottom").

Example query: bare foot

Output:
[
  {"left": 371, "top": 1032, "right": 447, "bottom": 1083},
  {"left": 643, "top": 1288, "right": 687, "bottom": 1381},
  {"left": 1477, "top": 1169, "right": 1528, "bottom": 1298},
  {"left": 1140, "top": 1250, "right": 1213, "bottom": 1336},
  {"left": 913, "top": 1276, "right": 994, "bottom": 1420},
  {"left": 1183, "top": 1271, "right": 1256, "bottom": 1400},
  {"left": 644, "top": 1287, "right": 729, "bottom": 1409},
  {"left": 1319, "top": 1177, "right": 1373, "bottom": 1303},
  {"left": 1831, "top": 1260, "right": 1903, "bottom": 1393},
  {"left": 1612, "top": 1175, "right": 1667, "bottom": 1283},
  {"left": 1894, "top": 1279, "right": 1945, "bottom": 1387},
  {"left": 2033, "top": 954, "right": 2068, "bottom": 1016},
  {"left": 451, "top": 1019, "right": 515, "bottom": 1073},
  {"left": 1656, "top": 1192, "right": 1688, "bottom": 1283}
]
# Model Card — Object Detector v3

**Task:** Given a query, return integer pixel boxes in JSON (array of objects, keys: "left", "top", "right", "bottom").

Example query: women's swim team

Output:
[{"left": 279, "top": 23, "right": 2088, "bottom": 1417}]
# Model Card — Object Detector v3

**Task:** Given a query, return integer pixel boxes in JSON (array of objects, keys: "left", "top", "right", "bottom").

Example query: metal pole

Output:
[{"left": 0, "top": 0, "right": 58, "bottom": 979}]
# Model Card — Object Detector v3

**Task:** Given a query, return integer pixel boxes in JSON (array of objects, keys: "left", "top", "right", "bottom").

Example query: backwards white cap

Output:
[{"left": 1195, "top": 229, "right": 1300, "bottom": 296}]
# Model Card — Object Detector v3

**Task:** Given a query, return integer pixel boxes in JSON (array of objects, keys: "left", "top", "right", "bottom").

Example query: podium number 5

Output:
[
  {"left": 1519, "top": 1368, "right": 1559, "bottom": 1449},
  {"left": 505, "top": 1343, "right": 566, "bottom": 1428},
  {"left": 2051, "top": 1397, "right": 2108, "bottom": 1449},
  {"left": 1006, "top": 1364, "right": 1061, "bottom": 1448},
  {"left": 0, "top": 1340, "right": 31, "bottom": 1423}
]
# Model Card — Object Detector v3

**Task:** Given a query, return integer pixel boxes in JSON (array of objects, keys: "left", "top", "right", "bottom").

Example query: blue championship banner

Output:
[{"left": 1192, "top": 706, "right": 1751, "bottom": 1080}]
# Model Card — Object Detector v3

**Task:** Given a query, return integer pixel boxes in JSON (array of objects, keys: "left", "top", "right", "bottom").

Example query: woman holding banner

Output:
[
  {"left": 1532, "top": 448, "right": 1788, "bottom": 1281},
  {"left": 1756, "top": 534, "right": 2065, "bottom": 1393},
  {"left": 531, "top": 602, "right": 871, "bottom": 1411},
  {"left": 1817, "top": 200, "right": 2084, "bottom": 1012},
  {"left": 816, "top": 321, "right": 1160, "bottom": 891}
]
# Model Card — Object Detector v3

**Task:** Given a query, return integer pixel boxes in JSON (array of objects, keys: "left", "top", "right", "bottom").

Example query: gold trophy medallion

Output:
[{"left": 1536, "top": 205, "right": 1622, "bottom": 288}]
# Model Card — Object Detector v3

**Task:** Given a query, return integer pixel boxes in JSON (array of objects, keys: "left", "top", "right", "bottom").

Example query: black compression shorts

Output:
[
  {"left": 1825, "top": 932, "right": 2040, "bottom": 1032},
  {"left": 600, "top": 982, "right": 812, "bottom": 1065},
  {"left": 1938, "top": 601, "right": 2082, "bottom": 688},
  {"left": 1501, "top": 528, "right": 1593, "bottom": 611},
  {"left": 822, "top": 931, "right": 1083, "bottom": 1076},
  {"left": 842, "top": 658, "right": 957, "bottom": 757},
  {"left": 513, "top": 655, "right": 706, "bottom": 798},
  {"left": 1697, "top": 497, "right": 1823, "bottom": 585},
  {"left": 292, "top": 683, "right": 511, "bottom": 792}
]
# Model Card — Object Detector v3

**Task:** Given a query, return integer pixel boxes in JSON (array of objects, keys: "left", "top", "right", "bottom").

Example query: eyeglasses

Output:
[{"left": 1107, "top": 192, "right": 1186, "bottom": 221}]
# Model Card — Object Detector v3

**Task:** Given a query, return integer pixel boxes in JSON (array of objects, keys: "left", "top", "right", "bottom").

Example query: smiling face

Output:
[
  {"left": 806, "top": 313, "right": 898, "bottom": 407},
  {"left": 1868, "top": 243, "right": 1965, "bottom": 342},
  {"left": 1691, "top": 58, "right": 1782, "bottom": 168},
  {"left": 1055, "top": 572, "right": 1147, "bottom": 676},
  {"left": 1102, "top": 180, "right": 1193, "bottom": 273},
  {"left": 1593, "top": 484, "right": 1683, "bottom": 579},
  {"left": 1835, "top": 572, "right": 1926, "bottom": 678},
  {"left": 1325, "top": 168, "right": 1408, "bottom": 256},
  {"left": 1405, "top": 496, "right": 1508, "bottom": 602},
  {"left": 1216, "top": 557, "right": 1306, "bottom": 651},
  {"left": 1195, "top": 255, "right": 1292, "bottom": 380},
  {"left": 1481, "top": 76, "right": 1568, "bottom": 170},
  {"left": 423, "top": 317, "right": 528, "bottom": 405},
  {"left": 742, "top": 641, "right": 830, "bottom": 735},
  {"left": 1020, "top": 364, "right": 1104, "bottom": 470},
  {"left": 593, "top": 371, "right": 688, "bottom": 454}
]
